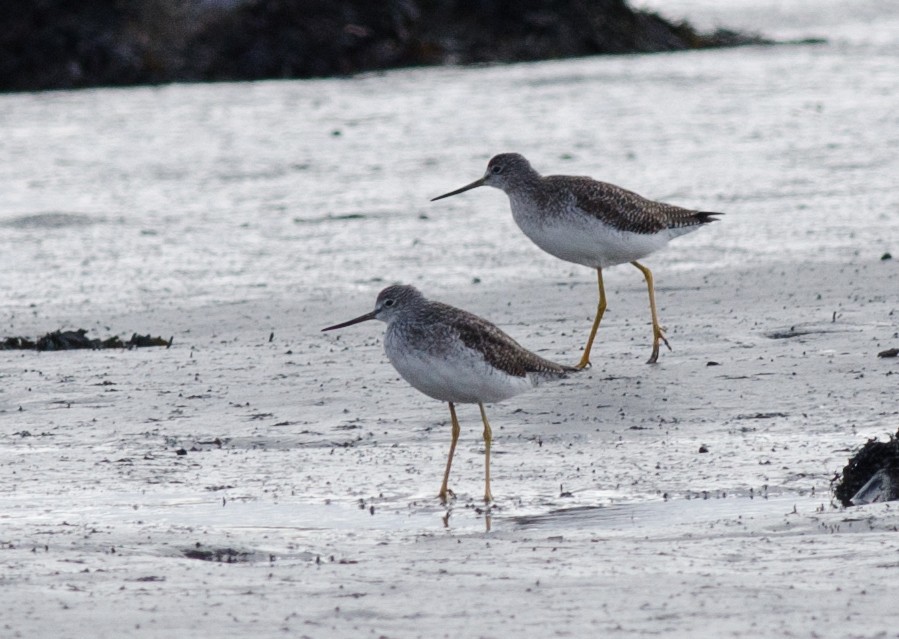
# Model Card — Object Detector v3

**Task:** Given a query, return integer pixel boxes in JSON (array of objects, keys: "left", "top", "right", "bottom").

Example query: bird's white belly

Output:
[
  {"left": 385, "top": 345, "right": 532, "bottom": 405},
  {"left": 511, "top": 204, "right": 675, "bottom": 269}
]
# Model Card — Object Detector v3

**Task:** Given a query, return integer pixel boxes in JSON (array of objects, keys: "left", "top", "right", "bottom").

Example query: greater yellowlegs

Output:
[
  {"left": 322, "top": 284, "right": 575, "bottom": 503},
  {"left": 432, "top": 153, "right": 722, "bottom": 366}
]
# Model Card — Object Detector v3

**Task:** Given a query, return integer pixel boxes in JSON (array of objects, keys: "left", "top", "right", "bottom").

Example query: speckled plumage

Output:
[
  {"left": 322, "top": 284, "right": 575, "bottom": 502},
  {"left": 391, "top": 296, "right": 570, "bottom": 379},
  {"left": 431, "top": 152, "right": 723, "bottom": 365},
  {"left": 481, "top": 152, "right": 720, "bottom": 247},
  {"left": 377, "top": 285, "right": 573, "bottom": 402},
  {"left": 546, "top": 174, "right": 718, "bottom": 235}
]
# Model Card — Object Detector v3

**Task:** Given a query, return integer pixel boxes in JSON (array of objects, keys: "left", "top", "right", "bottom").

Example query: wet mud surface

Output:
[
  {"left": 2, "top": 1, "right": 899, "bottom": 637},
  {"left": 2, "top": 252, "right": 897, "bottom": 638}
]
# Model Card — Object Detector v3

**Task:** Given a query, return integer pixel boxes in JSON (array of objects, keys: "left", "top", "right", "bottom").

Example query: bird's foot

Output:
[
  {"left": 574, "top": 354, "right": 593, "bottom": 370},
  {"left": 646, "top": 327, "right": 672, "bottom": 364},
  {"left": 659, "top": 327, "right": 672, "bottom": 352}
]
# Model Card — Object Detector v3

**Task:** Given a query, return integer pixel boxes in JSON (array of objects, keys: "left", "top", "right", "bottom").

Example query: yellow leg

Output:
[
  {"left": 478, "top": 403, "right": 493, "bottom": 503},
  {"left": 631, "top": 261, "right": 671, "bottom": 364},
  {"left": 438, "top": 402, "right": 461, "bottom": 504},
  {"left": 576, "top": 268, "right": 607, "bottom": 369}
]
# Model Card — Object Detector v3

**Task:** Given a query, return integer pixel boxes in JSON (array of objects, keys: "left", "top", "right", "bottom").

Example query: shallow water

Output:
[{"left": 512, "top": 493, "right": 823, "bottom": 531}]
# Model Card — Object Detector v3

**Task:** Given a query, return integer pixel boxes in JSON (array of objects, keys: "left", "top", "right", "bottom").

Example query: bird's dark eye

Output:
[
  {"left": 383, "top": 298, "right": 395, "bottom": 308},
  {"left": 491, "top": 164, "right": 503, "bottom": 174}
]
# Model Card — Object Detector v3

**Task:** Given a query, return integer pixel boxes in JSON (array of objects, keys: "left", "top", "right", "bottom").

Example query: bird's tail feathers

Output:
[{"left": 696, "top": 211, "right": 724, "bottom": 223}]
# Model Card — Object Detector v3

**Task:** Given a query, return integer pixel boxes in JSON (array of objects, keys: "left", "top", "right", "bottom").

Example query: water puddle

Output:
[
  {"left": 0, "top": 492, "right": 443, "bottom": 533},
  {"left": 1, "top": 212, "right": 97, "bottom": 229},
  {"left": 512, "top": 493, "right": 824, "bottom": 532},
  {"left": 158, "top": 497, "right": 443, "bottom": 532},
  {"left": 2, "top": 490, "right": 829, "bottom": 538}
]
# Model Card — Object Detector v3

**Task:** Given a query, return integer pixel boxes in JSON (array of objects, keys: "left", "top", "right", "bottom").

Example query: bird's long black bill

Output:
[
  {"left": 321, "top": 311, "right": 377, "bottom": 332},
  {"left": 430, "top": 177, "right": 486, "bottom": 201}
]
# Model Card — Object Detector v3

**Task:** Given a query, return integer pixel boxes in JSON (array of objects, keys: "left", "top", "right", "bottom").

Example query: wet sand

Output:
[
  {"left": 2, "top": 1, "right": 899, "bottom": 637},
  {"left": 2, "top": 256, "right": 898, "bottom": 638}
]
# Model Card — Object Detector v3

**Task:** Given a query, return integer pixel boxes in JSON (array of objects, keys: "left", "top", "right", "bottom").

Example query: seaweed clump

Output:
[
  {"left": 1, "top": 329, "right": 172, "bottom": 351},
  {"left": 833, "top": 429, "right": 899, "bottom": 507}
]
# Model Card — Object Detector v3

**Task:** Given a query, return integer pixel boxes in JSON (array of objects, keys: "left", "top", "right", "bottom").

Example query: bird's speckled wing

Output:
[
  {"left": 430, "top": 302, "right": 574, "bottom": 378},
  {"left": 547, "top": 175, "right": 721, "bottom": 235}
]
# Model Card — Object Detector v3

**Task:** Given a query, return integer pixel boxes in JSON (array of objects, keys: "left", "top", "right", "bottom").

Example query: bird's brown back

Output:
[
  {"left": 427, "top": 302, "right": 574, "bottom": 378},
  {"left": 541, "top": 175, "right": 721, "bottom": 234}
]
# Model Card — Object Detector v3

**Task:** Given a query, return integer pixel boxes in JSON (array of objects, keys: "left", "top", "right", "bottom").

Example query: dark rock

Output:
[
  {"left": 0, "top": 0, "right": 769, "bottom": 92},
  {"left": 185, "top": 0, "right": 767, "bottom": 82},
  {"left": 0, "top": 0, "right": 189, "bottom": 91}
]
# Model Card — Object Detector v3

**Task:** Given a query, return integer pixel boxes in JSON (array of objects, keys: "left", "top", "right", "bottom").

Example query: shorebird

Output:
[
  {"left": 432, "top": 153, "right": 722, "bottom": 366},
  {"left": 322, "top": 284, "right": 575, "bottom": 503}
]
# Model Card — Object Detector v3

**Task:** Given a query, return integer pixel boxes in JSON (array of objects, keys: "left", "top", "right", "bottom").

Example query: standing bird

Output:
[
  {"left": 432, "top": 153, "right": 722, "bottom": 366},
  {"left": 322, "top": 284, "right": 575, "bottom": 503}
]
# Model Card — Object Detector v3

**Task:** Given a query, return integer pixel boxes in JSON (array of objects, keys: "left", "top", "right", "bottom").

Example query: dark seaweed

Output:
[
  {"left": 832, "top": 429, "right": 899, "bottom": 507},
  {"left": 1, "top": 329, "right": 172, "bottom": 351}
]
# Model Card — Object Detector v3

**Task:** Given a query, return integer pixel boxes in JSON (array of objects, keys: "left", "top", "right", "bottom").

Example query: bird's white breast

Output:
[
  {"left": 509, "top": 197, "right": 679, "bottom": 269},
  {"left": 384, "top": 330, "right": 533, "bottom": 405}
]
